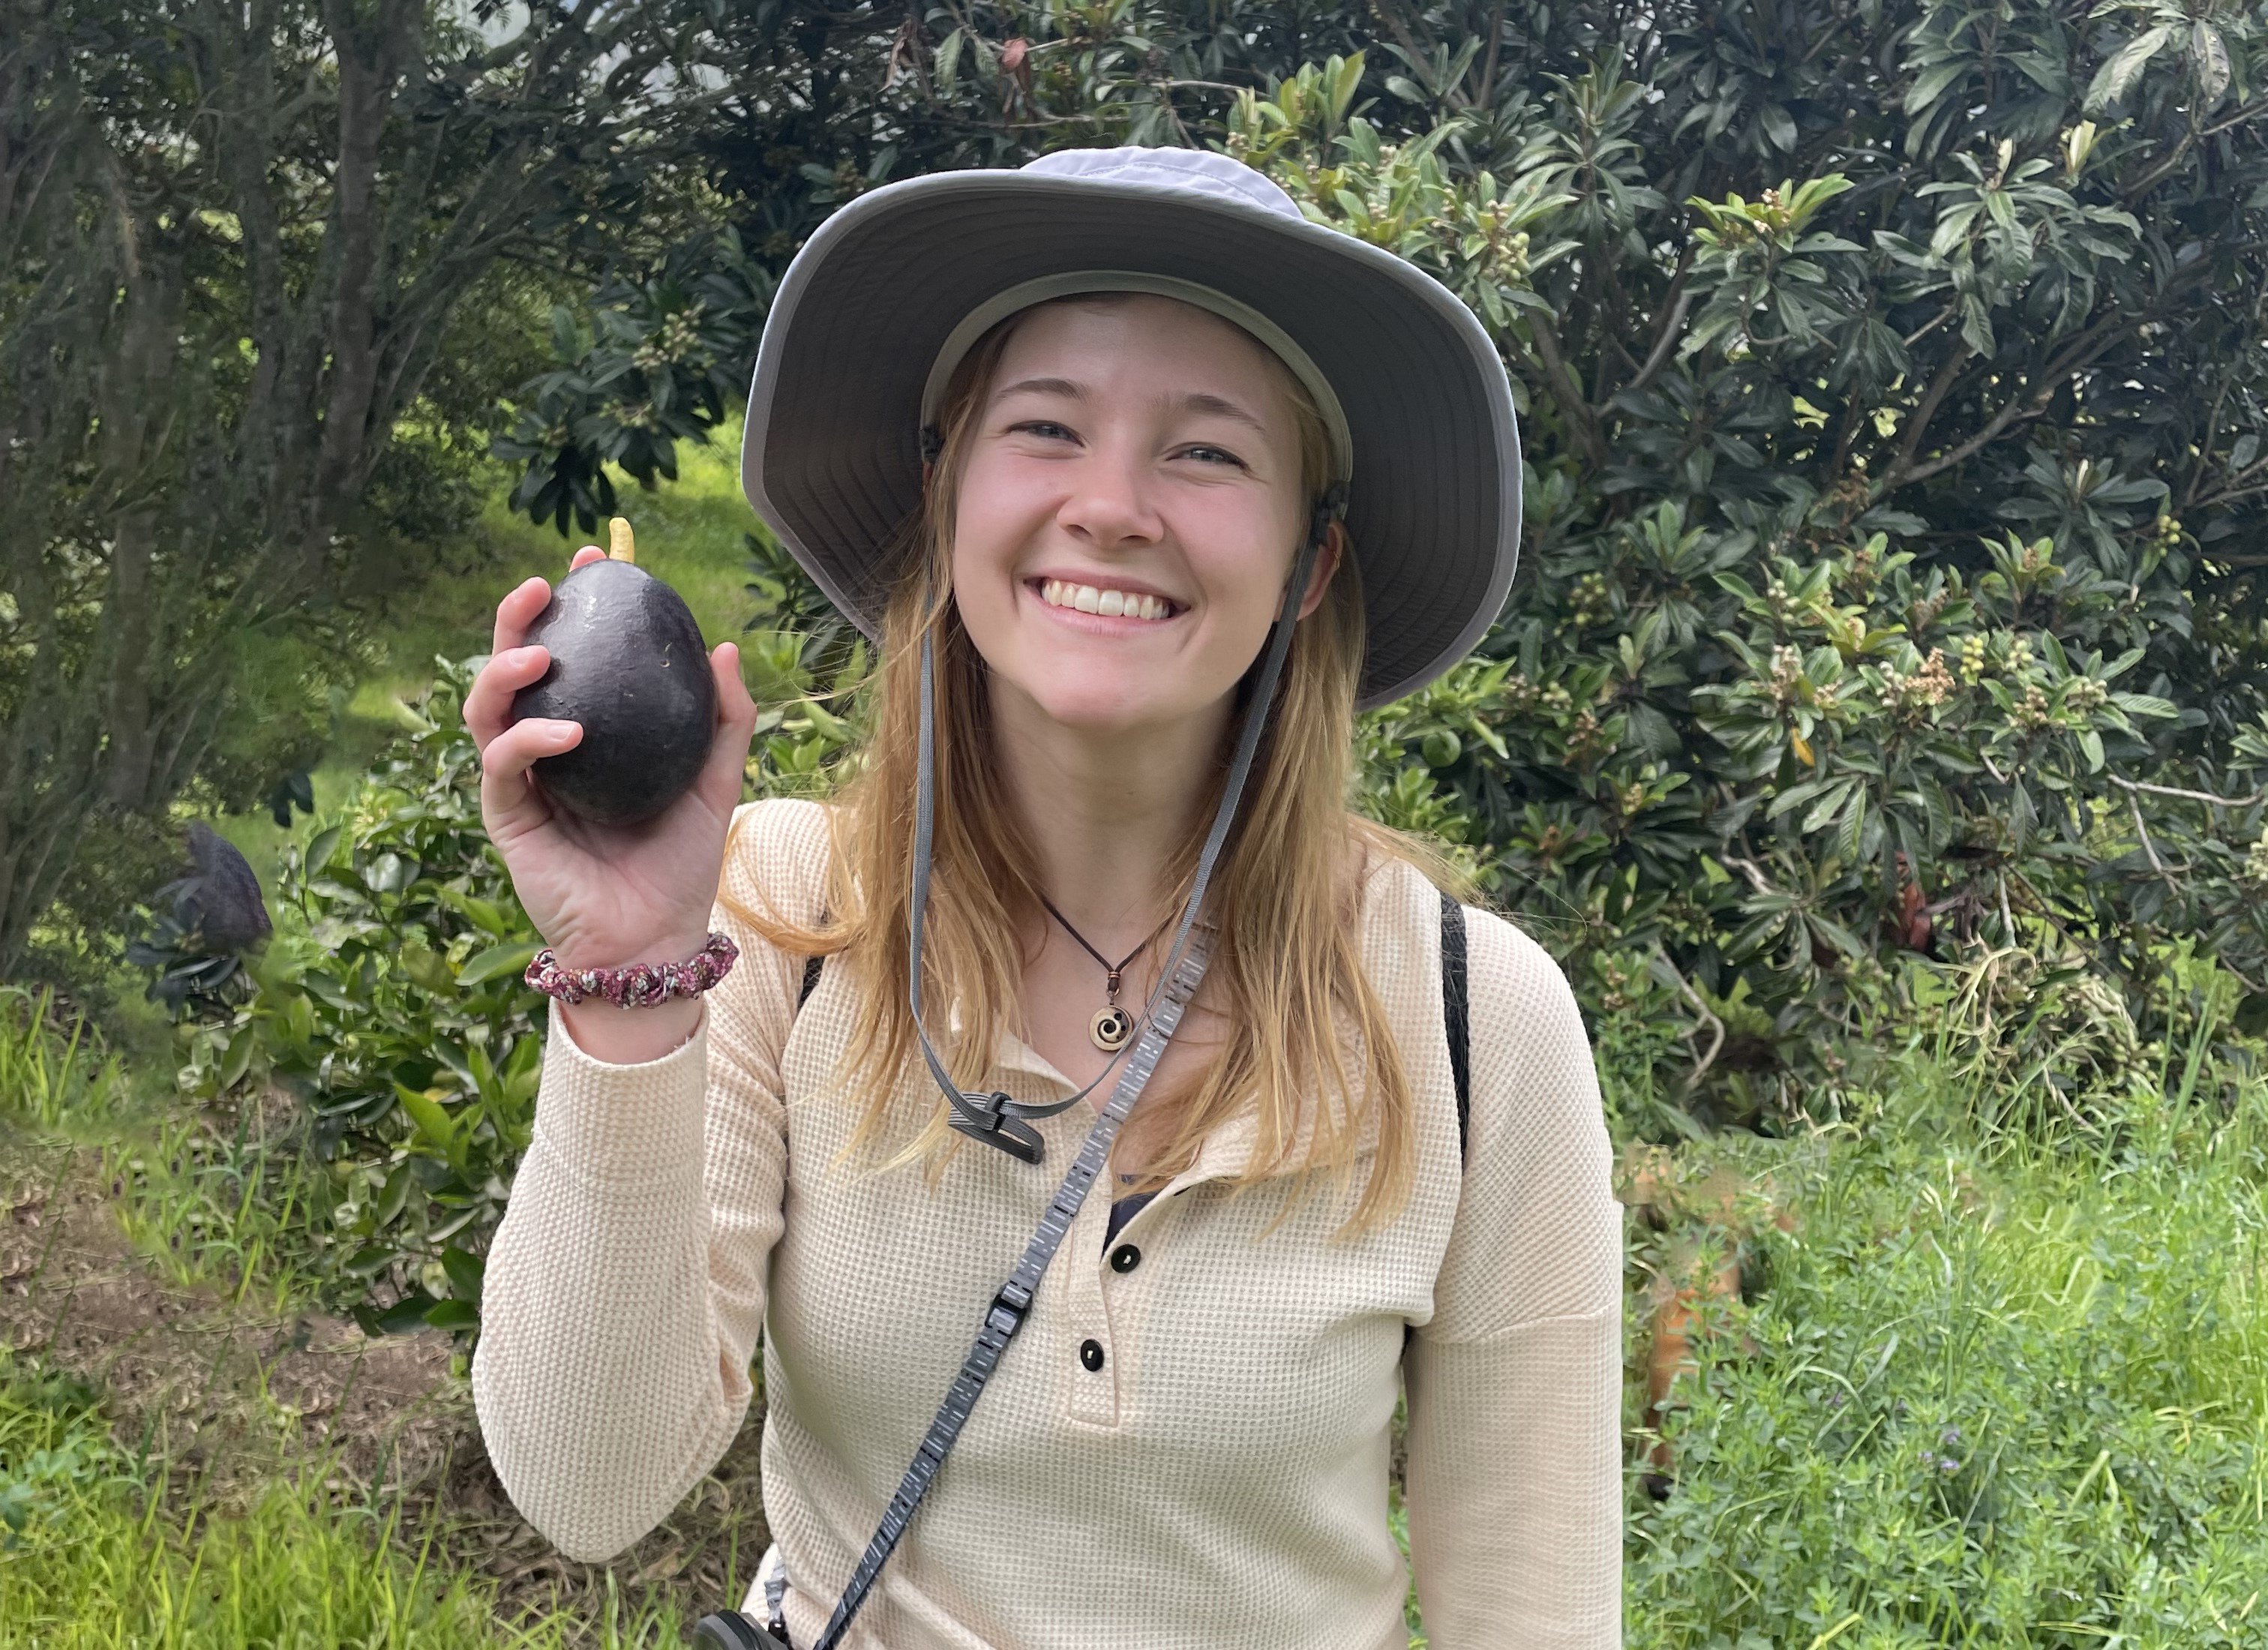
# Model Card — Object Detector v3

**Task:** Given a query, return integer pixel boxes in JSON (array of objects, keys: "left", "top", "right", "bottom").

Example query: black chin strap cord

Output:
[{"left": 906, "top": 500, "right": 1335, "bottom": 1164}]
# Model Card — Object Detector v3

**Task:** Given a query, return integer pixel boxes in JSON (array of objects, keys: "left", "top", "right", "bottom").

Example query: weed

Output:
[
  {"left": 0, "top": 986, "right": 125, "bottom": 1131},
  {"left": 0, "top": 1348, "right": 686, "bottom": 1647}
]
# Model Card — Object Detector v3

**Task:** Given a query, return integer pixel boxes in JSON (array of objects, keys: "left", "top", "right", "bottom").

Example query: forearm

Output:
[{"left": 470, "top": 1010, "right": 751, "bottom": 1561}]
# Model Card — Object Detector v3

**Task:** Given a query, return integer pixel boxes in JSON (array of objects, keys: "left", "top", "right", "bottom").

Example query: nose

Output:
[{"left": 1055, "top": 440, "right": 1163, "bottom": 553}]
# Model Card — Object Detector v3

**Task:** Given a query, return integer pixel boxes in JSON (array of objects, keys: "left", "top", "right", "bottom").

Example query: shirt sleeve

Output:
[
  {"left": 1402, "top": 908, "right": 1623, "bottom": 1648},
  {"left": 469, "top": 798, "right": 825, "bottom": 1561}
]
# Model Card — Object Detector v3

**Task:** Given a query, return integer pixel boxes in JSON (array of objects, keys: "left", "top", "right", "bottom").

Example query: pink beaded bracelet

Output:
[{"left": 523, "top": 932, "right": 740, "bottom": 1008}]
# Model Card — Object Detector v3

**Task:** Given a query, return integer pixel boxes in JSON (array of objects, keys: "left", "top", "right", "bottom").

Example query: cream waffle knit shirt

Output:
[{"left": 471, "top": 797, "right": 1622, "bottom": 1649}]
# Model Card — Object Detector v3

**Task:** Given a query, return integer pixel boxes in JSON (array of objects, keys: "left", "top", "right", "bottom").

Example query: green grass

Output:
[
  {"left": 0, "top": 1354, "right": 687, "bottom": 1648},
  {"left": 1626, "top": 1048, "right": 2268, "bottom": 1648},
  {"left": 98, "top": 1109, "right": 327, "bottom": 1314},
  {"left": 0, "top": 986, "right": 127, "bottom": 1132}
]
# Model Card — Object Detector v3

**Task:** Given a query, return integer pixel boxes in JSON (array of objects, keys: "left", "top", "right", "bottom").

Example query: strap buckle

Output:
[
  {"left": 949, "top": 1089, "right": 1045, "bottom": 1164},
  {"left": 986, "top": 1281, "right": 1033, "bottom": 1341}
]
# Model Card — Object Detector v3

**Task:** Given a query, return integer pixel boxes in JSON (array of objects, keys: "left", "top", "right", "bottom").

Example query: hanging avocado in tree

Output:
[{"left": 511, "top": 518, "right": 717, "bottom": 825}]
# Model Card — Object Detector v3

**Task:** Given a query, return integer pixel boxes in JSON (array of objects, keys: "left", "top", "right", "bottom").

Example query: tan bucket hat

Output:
[{"left": 740, "top": 144, "right": 1521, "bottom": 709}]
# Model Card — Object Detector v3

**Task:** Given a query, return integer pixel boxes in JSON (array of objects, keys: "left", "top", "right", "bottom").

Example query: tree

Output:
[{"left": 0, "top": 0, "right": 722, "bottom": 972}]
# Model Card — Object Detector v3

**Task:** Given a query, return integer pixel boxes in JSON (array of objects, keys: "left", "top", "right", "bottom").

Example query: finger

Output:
[
  {"left": 464, "top": 644, "right": 553, "bottom": 749},
  {"left": 479, "top": 717, "right": 582, "bottom": 836},
  {"left": 569, "top": 544, "right": 606, "bottom": 572},
  {"left": 692, "top": 643, "right": 761, "bottom": 814},
  {"left": 489, "top": 575, "right": 554, "bottom": 660}
]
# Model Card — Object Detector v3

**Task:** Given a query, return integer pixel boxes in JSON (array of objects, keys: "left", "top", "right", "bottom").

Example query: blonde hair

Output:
[{"left": 724, "top": 293, "right": 1462, "bottom": 1232}]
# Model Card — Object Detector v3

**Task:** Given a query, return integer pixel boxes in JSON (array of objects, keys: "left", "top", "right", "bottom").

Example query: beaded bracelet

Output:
[{"left": 524, "top": 932, "right": 740, "bottom": 1008}]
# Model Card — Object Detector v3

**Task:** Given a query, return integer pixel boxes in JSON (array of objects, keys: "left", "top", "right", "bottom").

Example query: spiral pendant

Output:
[{"left": 1090, "top": 1004, "right": 1134, "bottom": 1052}]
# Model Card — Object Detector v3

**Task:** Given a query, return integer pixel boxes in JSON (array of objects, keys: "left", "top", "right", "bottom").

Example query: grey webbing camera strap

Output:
[{"left": 800, "top": 928, "right": 1210, "bottom": 1649}]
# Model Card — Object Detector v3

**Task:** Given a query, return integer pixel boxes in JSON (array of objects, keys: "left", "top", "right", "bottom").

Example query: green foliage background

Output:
[{"left": 24, "top": 0, "right": 2268, "bottom": 1640}]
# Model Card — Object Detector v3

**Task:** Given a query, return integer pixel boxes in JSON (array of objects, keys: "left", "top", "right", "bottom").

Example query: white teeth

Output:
[{"left": 1038, "top": 580, "right": 1172, "bottom": 620}]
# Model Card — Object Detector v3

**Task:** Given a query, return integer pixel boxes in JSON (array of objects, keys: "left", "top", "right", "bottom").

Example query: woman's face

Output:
[{"left": 950, "top": 293, "right": 1333, "bottom": 738}]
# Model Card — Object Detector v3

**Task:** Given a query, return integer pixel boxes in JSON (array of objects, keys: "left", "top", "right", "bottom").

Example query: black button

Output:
[
  {"left": 1110, "top": 1244, "right": 1142, "bottom": 1274},
  {"left": 1079, "top": 1338, "right": 1106, "bottom": 1372}
]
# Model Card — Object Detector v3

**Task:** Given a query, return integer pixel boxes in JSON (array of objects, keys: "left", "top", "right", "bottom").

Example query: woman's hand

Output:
[{"left": 466, "top": 544, "right": 759, "bottom": 1058}]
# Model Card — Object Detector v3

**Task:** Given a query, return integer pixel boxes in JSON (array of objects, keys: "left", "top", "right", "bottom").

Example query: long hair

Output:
[{"left": 723, "top": 294, "right": 1462, "bottom": 1232}]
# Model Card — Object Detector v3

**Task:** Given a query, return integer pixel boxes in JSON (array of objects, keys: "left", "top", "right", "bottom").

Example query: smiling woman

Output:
[
  {"left": 953, "top": 295, "right": 1338, "bottom": 742},
  {"left": 464, "top": 146, "right": 1615, "bottom": 1650}
]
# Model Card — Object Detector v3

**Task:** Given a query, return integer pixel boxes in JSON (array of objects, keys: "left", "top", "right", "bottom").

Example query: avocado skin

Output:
[{"left": 512, "top": 559, "right": 717, "bottom": 825}]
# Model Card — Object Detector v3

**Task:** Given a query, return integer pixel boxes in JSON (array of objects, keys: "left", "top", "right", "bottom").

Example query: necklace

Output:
[{"left": 1038, "top": 892, "right": 1176, "bottom": 1052}]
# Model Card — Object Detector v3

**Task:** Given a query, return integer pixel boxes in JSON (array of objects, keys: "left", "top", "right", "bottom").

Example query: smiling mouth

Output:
[{"left": 1035, "top": 578, "right": 1178, "bottom": 621}]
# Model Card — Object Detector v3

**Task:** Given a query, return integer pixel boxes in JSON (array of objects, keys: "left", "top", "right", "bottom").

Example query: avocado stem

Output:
[{"left": 608, "top": 517, "right": 636, "bottom": 563}]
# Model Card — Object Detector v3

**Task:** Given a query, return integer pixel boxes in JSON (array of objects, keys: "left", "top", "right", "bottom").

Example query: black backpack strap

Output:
[
  {"left": 797, "top": 904, "right": 830, "bottom": 1011},
  {"left": 1406, "top": 890, "right": 1475, "bottom": 1364},
  {"left": 1440, "top": 888, "right": 1470, "bottom": 1167}
]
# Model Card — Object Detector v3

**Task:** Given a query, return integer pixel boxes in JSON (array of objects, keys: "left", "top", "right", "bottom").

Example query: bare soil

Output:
[{"left": 0, "top": 1123, "right": 769, "bottom": 1640}]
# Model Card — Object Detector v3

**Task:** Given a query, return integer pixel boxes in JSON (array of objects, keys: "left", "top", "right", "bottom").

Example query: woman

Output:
[{"left": 468, "top": 146, "right": 1620, "bottom": 1649}]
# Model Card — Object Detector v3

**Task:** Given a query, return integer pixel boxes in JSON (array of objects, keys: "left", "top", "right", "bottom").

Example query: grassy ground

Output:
[
  {"left": 7, "top": 970, "right": 2266, "bottom": 1645},
  {"left": 0, "top": 1354, "right": 688, "bottom": 1648},
  {"left": 0, "top": 993, "right": 765, "bottom": 1647},
  {"left": 1620, "top": 1036, "right": 2268, "bottom": 1648}
]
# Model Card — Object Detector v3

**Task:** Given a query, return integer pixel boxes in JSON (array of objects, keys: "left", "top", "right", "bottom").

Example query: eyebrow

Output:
[{"left": 989, "top": 377, "right": 1271, "bottom": 434}]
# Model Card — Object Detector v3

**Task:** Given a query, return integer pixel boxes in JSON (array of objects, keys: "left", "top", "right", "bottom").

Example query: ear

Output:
[{"left": 1295, "top": 518, "right": 1347, "bottom": 621}]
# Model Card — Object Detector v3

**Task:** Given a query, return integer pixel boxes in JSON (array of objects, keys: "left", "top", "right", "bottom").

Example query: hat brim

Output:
[{"left": 741, "top": 166, "right": 1520, "bottom": 710}]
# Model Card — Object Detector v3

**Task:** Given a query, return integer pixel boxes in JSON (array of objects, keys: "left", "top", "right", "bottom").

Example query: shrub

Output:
[
  {"left": 511, "top": 4, "right": 2268, "bottom": 1134},
  {"left": 157, "top": 642, "right": 874, "bottom": 1337},
  {"left": 1624, "top": 1040, "right": 2268, "bottom": 1648},
  {"left": 174, "top": 662, "right": 544, "bottom": 1336}
]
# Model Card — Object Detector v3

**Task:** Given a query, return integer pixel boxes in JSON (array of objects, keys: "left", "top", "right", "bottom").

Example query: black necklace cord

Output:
[
  {"left": 1036, "top": 892, "right": 1175, "bottom": 1000},
  {"left": 907, "top": 500, "right": 1334, "bottom": 1166}
]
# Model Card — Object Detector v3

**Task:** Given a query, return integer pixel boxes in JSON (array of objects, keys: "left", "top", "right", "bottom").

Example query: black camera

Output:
[{"left": 692, "top": 1611, "right": 790, "bottom": 1649}]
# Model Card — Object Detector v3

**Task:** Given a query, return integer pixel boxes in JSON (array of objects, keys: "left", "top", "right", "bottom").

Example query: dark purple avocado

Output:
[{"left": 512, "top": 558, "right": 716, "bottom": 825}]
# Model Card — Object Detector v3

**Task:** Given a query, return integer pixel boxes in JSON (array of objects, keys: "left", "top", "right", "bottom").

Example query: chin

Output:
[
  {"left": 1028, "top": 686, "right": 1175, "bottom": 734},
  {"left": 1016, "top": 665, "right": 1195, "bottom": 734}
]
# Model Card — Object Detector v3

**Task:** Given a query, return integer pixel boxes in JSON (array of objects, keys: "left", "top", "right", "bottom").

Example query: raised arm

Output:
[
  {"left": 470, "top": 799, "right": 821, "bottom": 1560},
  {"left": 1402, "top": 910, "right": 1623, "bottom": 1648}
]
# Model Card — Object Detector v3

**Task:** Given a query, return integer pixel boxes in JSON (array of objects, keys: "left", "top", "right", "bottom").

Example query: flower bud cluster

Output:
[
  {"left": 2245, "top": 828, "right": 2268, "bottom": 891},
  {"left": 1768, "top": 644, "right": 1804, "bottom": 706},
  {"left": 1570, "top": 570, "right": 1615, "bottom": 628},
  {"left": 1504, "top": 672, "right": 1575, "bottom": 716},
  {"left": 632, "top": 308, "right": 707, "bottom": 373},
  {"left": 1959, "top": 634, "right": 1989, "bottom": 683},
  {"left": 1882, "top": 648, "right": 1956, "bottom": 718}
]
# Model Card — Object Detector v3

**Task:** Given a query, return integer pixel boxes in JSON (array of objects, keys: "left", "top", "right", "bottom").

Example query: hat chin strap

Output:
[{"left": 905, "top": 502, "right": 1336, "bottom": 1163}]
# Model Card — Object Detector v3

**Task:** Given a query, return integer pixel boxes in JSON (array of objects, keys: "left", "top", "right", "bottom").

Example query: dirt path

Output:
[{"left": 0, "top": 1125, "right": 769, "bottom": 1639}]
